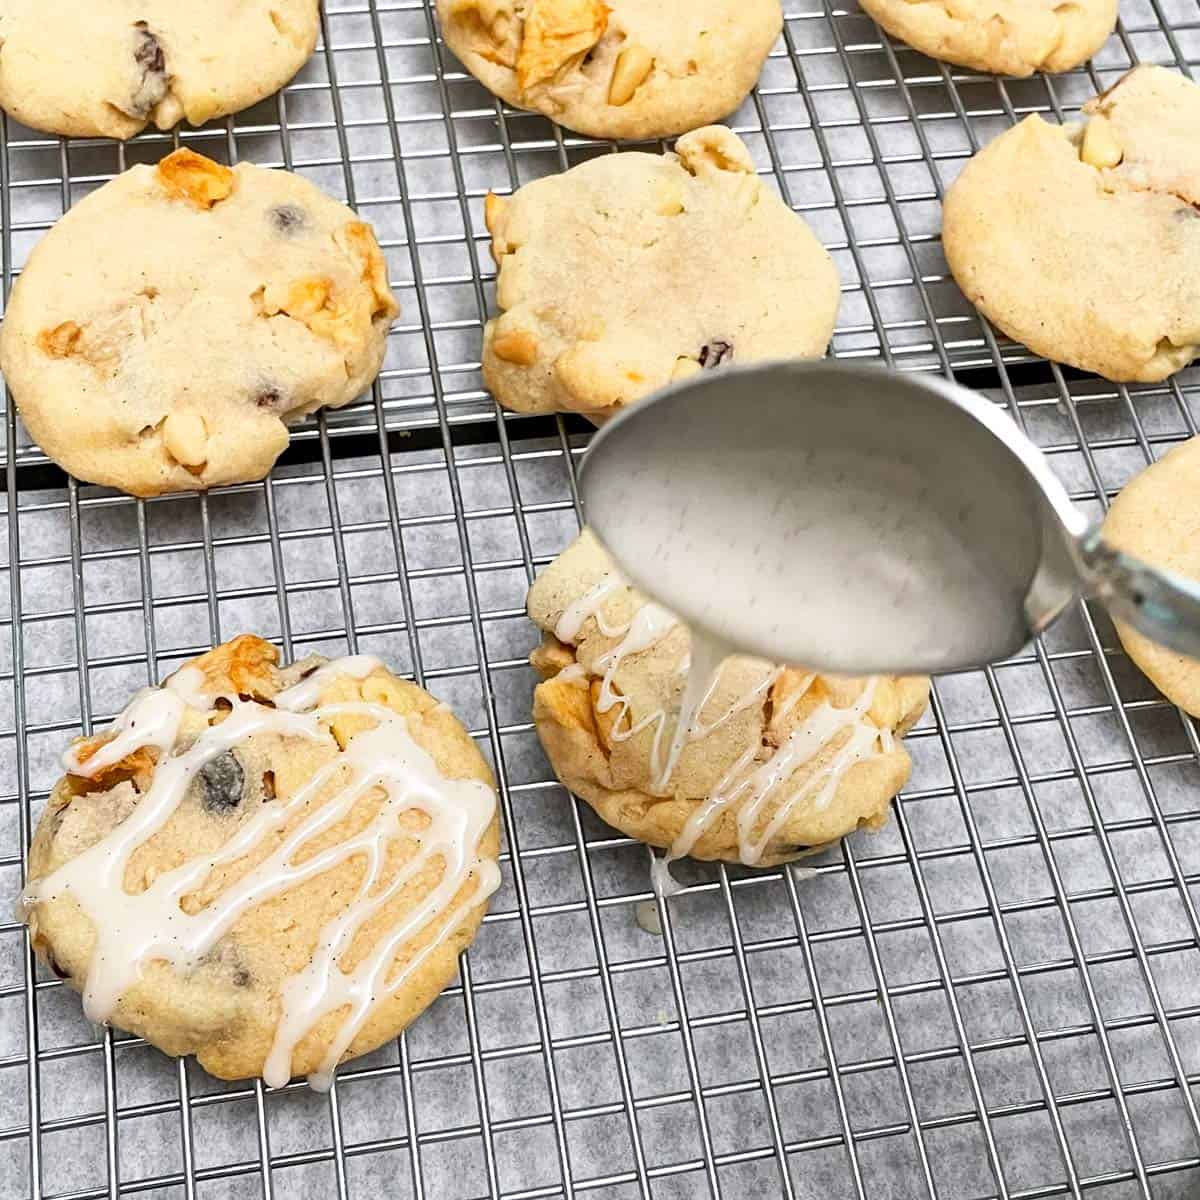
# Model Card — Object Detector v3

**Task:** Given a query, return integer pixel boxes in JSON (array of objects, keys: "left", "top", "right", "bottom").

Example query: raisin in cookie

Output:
[
  {"left": 438, "top": 0, "right": 781, "bottom": 140},
  {"left": 21, "top": 635, "right": 501, "bottom": 1087},
  {"left": 857, "top": 0, "right": 1114, "bottom": 76},
  {"left": 943, "top": 66, "right": 1200, "bottom": 383},
  {"left": 0, "top": 1, "right": 320, "bottom": 140},
  {"left": 527, "top": 531, "right": 929, "bottom": 876},
  {"left": 0, "top": 149, "right": 398, "bottom": 496},
  {"left": 1101, "top": 437, "right": 1200, "bottom": 717},
  {"left": 483, "top": 126, "right": 840, "bottom": 420}
]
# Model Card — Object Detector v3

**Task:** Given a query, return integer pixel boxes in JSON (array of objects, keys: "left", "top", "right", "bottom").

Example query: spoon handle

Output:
[{"left": 1079, "top": 532, "right": 1200, "bottom": 659}]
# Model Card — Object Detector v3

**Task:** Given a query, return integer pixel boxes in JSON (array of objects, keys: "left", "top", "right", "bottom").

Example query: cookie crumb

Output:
[{"left": 634, "top": 899, "right": 662, "bottom": 936}]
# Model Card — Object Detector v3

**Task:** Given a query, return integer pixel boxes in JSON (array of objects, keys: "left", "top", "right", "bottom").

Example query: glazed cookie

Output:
[
  {"left": 0, "top": 1, "right": 320, "bottom": 140},
  {"left": 21, "top": 635, "right": 501, "bottom": 1086},
  {"left": 527, "top": 531, "right": 929, "bottom": 876},
  {"left": 438, "top": 0, "right": 782, "bottom": 140},
  {"left": 483, "top": 126, "right": 840, "bottom": 420},
  {"left": 0, "top": 149, "right": 398, "bottom": 496},
  {"left": 1101, "top": 437, "right": 1200, "bottom": 717},
  {"left": 857, "top": 0, "right": 1114, "bottom": 76},
  {"left": 943, "top": 66, "right": 1200, "bottom": 383}
]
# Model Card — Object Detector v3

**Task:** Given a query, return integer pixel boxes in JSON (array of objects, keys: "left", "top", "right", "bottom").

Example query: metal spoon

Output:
[{"left": 579, "top": 360, "right": 1200, "bottom": 676}]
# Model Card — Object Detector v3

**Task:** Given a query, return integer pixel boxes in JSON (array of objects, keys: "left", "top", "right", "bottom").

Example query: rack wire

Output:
[{"left": 0, "top": 0, "right": 1198, "bottom": 1196}]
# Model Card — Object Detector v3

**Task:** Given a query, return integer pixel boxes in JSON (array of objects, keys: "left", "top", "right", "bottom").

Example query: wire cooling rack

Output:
[{"left": 1, "top": 1, "right": 1198, "bottom": 1197}]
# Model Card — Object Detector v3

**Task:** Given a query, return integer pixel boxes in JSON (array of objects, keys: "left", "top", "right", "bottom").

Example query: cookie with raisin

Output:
[
  {"left": 22, "top": 635, "right": 501, "bottom": 1086},
  {"left": 482, "top": 126, "right": 840, "bottom": 421},
  {"left": 0, "top": 1, "right": 320, "bottom": 140},
  {"left": 0, "top": 149, "right": 398, "bottom": 496}
]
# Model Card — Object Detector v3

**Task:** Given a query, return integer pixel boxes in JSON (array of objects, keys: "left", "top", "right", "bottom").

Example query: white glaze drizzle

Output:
[
  {"left": 549, "top": 578, "right": 893, "bottom": 894},
  {"left": 554, "top": 576, "right": 621, "bottom": 643},
  {"left": 654, "top": 631, "right": 730, "bottom": 795},
  {"left": 590, "top": 602, "right": 680, "bottom": 783},
  {"left": 651, "top": 675, "right": 887, "bottom": 893},
  {"left": 23, "top": 655, "right": 499, "bottom": 1091},
  {"left": 165, "top": 665, "right": 212, "bottom": 711},
  {"left": 274, "top": 654, "right": 381, "bottom": 711}
]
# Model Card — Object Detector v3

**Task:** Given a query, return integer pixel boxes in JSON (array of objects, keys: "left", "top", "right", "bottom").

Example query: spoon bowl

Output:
[{"left": 579, "top": 360, "right": 1200, "bottom": 675}]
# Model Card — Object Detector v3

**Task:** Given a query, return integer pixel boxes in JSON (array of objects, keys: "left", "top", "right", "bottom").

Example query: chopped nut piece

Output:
[
  {"left": 608, "top": 44, "right": 653, "bottom": 106},
  {"left": 162, "top": 409, "right": 209, "bottom": 468},
  {"left": 676, "top": 126, "right": 754, "bottom": 176},
  {"left": 37, "top": 321, "right": 83, "bottom": 358},
  {"left": 530, "top": 635, "right": 575, "bottom": 679},
  {"left": 68, "top": 740, "right": 157, "bottom": 794},
  {"left": 485, "top": 192, "right": 513, "bottom": 263},
  {"left": 156, "top": 149, "right": 235, "bottom": 209},
  {"left": 516, "top": 0, "right": 608, "bottom": 91},
  {"left": 654, "top": 179, "right": 685, "bottom": 216},
  {"left": 484, "top": 192, "right": 508, "bottom": 237},
  {"left": 492, "top": 328, "right": 538, "bottom": 365},
  {"left": 255, "top": 276, "right": 349, "bottom": 346},
  {"left": 334, "top": 221, "right": 399, "bottom": 322},
  {"left": 1080, "top": 114, "right": 1122, "bottom": 169},
  {"left": 279, "top": 277, "right": 332, "bottom": 320},
  {"left": 214, "top": 635, "right": 280, "bottom": 698},
  {"left": 256, "top": 226, "right": 396, "bottom": 353}
]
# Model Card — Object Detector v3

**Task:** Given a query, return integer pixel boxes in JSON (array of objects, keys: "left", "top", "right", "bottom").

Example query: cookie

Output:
[
  {"left": 1101, "top": 437, "right": 1200, "bottom": 717},
  {"left": 943, "top": 66, "right": 1200, "bottom": 384},
  {"left": 526, "top": 531, "right": 929, "bottom": 873},
  {"left": 21, "top": 635, "right": 501, "bottom": 1087},
  {"left": 0, "top": 1, "right": 320, "bottom": 140},
  {"left": 483, "top": 126, "right": 840, "bottom": 420},
  {"left": 0, "top": 149, "right": 398, "bottom": 497},
  {"left": 438, "top": 0, "right": 782, "bottom": 140},
  {"left": 857, "top": 0, "right": 1114, "bottom": 76}
]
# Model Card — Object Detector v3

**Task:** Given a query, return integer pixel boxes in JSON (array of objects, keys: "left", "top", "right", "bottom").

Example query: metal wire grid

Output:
[{"left": 0, "top": 1, "right": 1197, "bottom": 1197}]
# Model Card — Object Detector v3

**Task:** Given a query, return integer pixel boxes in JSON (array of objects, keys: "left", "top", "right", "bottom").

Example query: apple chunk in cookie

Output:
[{"left": 438, "top": 0, "right": 783, "bottom": 140}]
